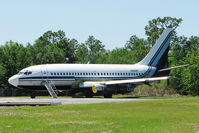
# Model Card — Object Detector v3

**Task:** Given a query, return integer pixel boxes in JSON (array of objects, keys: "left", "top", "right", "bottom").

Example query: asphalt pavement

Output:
[{"left": 0, "top": 97, "right": 158, "bottom": 106}]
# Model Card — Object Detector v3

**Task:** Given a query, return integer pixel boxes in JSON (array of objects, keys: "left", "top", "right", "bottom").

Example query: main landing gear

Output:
[
  {"left": 30, "top": 92, "right": 36, "bottom": 99},
  {"left": 104, "top": 93, "right": 112, "bottom": 98}
]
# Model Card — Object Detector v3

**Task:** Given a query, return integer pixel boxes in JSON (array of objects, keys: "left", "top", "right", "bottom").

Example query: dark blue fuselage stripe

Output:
[
  {"left": 20, "top": 76, "right": 138, "bottom": 80},
  {"left": 149, "top": 32, "right": 172, "bottom": 66},
  {"left": 19, "top": 73, "right": 151, "bottom": 81},
  {"left": 19, "top": 76, "right": 75, "bottom": 79},
  {"left": 137, "top": 66, "right": 152, "bottom": 78}
]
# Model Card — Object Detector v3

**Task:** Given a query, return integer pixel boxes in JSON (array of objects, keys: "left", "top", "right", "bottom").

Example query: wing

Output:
[
  {"left": 105, "top": 76, "right": 172, "bottom": 85},
  {"left": 79, "top": 76, "right": 173, "bottom": 88}
]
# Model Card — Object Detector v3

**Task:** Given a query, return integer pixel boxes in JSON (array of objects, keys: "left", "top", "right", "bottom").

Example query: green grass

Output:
[{"left": 1, "top": 97, "right": 199, "bottom": 133}]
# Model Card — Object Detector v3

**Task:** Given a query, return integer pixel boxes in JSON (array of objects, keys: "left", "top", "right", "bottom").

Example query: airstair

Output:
[{"left": 43, "top": 80, "right": 58, "bottom": 99}]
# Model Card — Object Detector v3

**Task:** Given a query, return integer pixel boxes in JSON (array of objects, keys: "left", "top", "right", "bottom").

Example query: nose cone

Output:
[{"left": 8, "top": 75, "right": 19, "bottom": 87}]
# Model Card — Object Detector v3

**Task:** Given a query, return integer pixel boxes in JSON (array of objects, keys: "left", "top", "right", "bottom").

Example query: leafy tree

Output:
[
  {"left": 85, "top": 36, "right": 105, "bottom": 53},
  {"left": 57, "top": 38, "right": 78, "bottom": 63},
  {"left": 32, "top": 30, "right": 77, "bottom": 64},
  {"left": 85, "top": 36, "right": 105, "bottom": 64},
  {"left": 170, "top": 36, "right": 199, "bottom": 95},
  {"left": 108, "top": 48, "right": 132, "bottom": 64},
  {"left": 0, "top": 41, "right": 32, "bottom": 87},
  {"left": 125, "top": 35, "right": 150, "bottom": 62},
  {"left": 0, "top": 63, "right": 6, "bottom": 88},
  {"left": 145, "top": 17, "right": 183, "bottom": 46},
  {"left": 75, "top": 43, "right": 89, "bottom": 63},
  {"left": 38, "top": 30, "right": 66, "bottom": 45},
  {"left": 93, "top": 50, "right": 110, "bottom": 64}
]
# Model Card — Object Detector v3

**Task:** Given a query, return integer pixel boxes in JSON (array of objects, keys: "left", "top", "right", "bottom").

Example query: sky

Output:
[{"left": 0, "top": 0, "right": 198, "bottom": 50}]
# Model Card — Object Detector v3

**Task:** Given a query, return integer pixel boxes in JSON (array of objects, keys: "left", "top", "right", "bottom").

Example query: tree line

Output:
[{"left": 0, "top": 17, "right": 199, "bottom": 95}]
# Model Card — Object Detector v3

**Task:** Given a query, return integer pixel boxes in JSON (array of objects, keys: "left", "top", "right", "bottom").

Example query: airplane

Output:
[{"left": 8, "top": 28, "right": 183, "bottom": 98}]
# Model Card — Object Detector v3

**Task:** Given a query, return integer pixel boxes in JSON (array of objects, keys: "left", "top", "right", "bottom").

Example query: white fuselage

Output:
[
  {"left": 8, "top": 29, "right": 173, "bottom": 91},
  {"left": 9, "top": 64, "right": 157, "bottom": 89}
]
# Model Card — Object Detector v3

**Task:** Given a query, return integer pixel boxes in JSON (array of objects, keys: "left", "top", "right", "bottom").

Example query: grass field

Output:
[{"left": 0, "top": 97, "right": 199, "bottom": 133}]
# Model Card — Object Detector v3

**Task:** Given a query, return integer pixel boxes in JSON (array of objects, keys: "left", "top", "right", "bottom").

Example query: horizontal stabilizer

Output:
[{"left": 158, "top": 64, "right": 191, "bottom": 72}]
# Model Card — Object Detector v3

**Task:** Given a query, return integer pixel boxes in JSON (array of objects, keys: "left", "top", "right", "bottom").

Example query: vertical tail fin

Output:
[{"left": 138, "top": 28, "right": 173, "bottom": 66}]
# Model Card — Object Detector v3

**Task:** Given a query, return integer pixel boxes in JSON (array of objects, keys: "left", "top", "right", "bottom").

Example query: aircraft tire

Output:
[
  {"left": 85, "top": 93, "right": 93, "bottom": 98},
  {"left": 84, "top": 90, "right": 94, "bottom": 98},
  {"left": 104, "top": 93, "right": 112, "bottom": 98},
  {"left": 30, "top": 94, "right": 36, "bottom": 99}
]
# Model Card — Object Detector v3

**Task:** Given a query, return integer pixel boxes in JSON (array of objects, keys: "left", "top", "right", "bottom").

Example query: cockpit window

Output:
[
  {"left": 18, "top": 71, "right": 32, "bottom": 75},
  {"left": 18, "top": 72, "right": 24, "bottom": 75},
  {"left": 24, "top": 72, "right": 28, "bottom": 75},
  {"left": 28, "top": 72, "right": 32, "bottom": 75}
]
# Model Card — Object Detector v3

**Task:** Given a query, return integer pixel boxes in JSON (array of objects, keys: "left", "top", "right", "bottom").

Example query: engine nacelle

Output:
[{"left": 79, "top": 81, "right": 135, "bottom": 94}]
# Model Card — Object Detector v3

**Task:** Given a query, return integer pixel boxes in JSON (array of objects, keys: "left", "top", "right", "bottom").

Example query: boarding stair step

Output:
[{"left": 43, "top": 80, "right": 58, "bottom": 99}]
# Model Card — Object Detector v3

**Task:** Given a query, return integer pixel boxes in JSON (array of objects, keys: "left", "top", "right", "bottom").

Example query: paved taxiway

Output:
[{"left": 0, "top": 97, "right": 158, "bottom": 106}]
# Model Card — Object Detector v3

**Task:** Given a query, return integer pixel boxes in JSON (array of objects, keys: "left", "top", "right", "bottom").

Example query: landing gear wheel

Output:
[
  {"left": 85, "top": 90, "right": 94, "bottom": 98},
  {"left": 30, "top": 94, "right": 36, "bottom": 99},
  {"left": 85, "top": 93, "right": 93, "bottom": 98},
  {"left": 30, "top": 91, "right": 36, "bottom": 99},
  {"left": 104, "top": 94, "right": 112, "bottom": 98}
]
